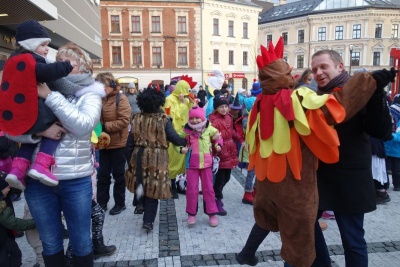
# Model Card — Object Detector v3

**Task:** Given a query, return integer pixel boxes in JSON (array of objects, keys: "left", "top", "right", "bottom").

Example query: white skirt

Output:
[{"left": 371, "top": 155, "right": 388, "bottom": 185}]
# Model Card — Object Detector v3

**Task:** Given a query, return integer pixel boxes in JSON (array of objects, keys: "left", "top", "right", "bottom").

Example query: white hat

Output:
[
  {"left": 206, "top": 69, "right": 224, "bottom": 96},
  {"left": 237, "top": 88, "right": 246, "bottom": 94},
  {"left": 127, "top": 82, "right": 135, "bottom": 88}
]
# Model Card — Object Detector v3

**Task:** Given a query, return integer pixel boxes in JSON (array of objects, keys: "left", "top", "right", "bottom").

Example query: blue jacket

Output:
[{"left": 384, "top": 120, "right": 400, "bottom": 158}]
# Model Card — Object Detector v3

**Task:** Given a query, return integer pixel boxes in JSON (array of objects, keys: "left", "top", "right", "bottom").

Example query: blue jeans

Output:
[
  {"left": 314, "top": 211, "right": 367, "bottom": 267},
  {"left": 244, "top": 168, "right": 255, "bottom": 192},
  {"left": 25, "top": 176, "right": 93, "bottom": 256}
]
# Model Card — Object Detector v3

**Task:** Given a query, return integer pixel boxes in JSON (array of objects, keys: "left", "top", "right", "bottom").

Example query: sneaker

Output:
[
  {"left": 28, "top": 152, "right": 58, "bottom": 186},
  {"left": 376, "top": 190, "right": 391, "bottom": 205},
  {"left": 187, "top": 215, "right": 196, "bottom": 225},
  {"left": 321, "top": 211, "right": 335, "bottom": 220},
  {"left": 209, "top": 215, "right": 218, "bottom": 227},
  {"left": 109, "top": 205, "right": 126, "bottom": 215},
  {"left": 142, "top": 222, "right": 153, "bottom": 231},
  {"left": 5, "top": 157, "right": 30, "bottom": 191},
  {"left": 99, "top": 203, "right": 107, "bottom": 212}
]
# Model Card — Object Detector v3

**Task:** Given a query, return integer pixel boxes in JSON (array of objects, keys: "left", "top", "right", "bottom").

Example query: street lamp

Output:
[{"left": 349, "top": 44, "right": 354, "bottom": 76}]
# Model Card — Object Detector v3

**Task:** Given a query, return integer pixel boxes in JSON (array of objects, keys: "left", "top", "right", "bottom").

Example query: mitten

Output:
[{"left": 372, "top": 67, "right": 398, "bottom": 92}]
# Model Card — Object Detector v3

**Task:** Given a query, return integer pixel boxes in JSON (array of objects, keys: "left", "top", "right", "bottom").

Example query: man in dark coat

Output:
[
  {"left": 311, "top": 50, "right": 394, "bottom": 266},
  {"left": 196, "top": 85, "right": 207, "bottom": 104}
]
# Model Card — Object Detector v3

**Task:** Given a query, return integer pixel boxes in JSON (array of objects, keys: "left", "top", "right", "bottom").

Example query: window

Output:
[
  {"left": 375, "top": 24, "right": 382, "bottom": 38},
  {"left": 112, "top": 46, "right": 122, "bottom": 64},
  {"left": 373, "top": 52, "right": 380, "bottom": 66},
  {"left": 350, "top": 52, "right": 360, "bottom": 66},
  {"left": 243, "top": 51, "right": 248, "bottom": 65},
  {"left": 282, "top": 32, "right": 288, "bottom": 45},
  {"left": 335, "top": 26, "right": 343, "bottom": 40},
  {"left": 110, "top": 15, "right": 120, "bottom": 33},
  {"left": 297, "top": 55, "right": 304, "bottom": 68},
  {"left": 151, "top": 16, "right": 161, "bottom": 33},
  {"left": 318, "top": 27, "right": 326, "bottom": 41},
  {"left": 178, "top": 16, "right": 187, "bottom": 34},
  {"left": 229, "top": 50, "right": 234, "bottom": 65},
  {"left": 228, "top": 21, "right": 234, "bottom": 37},
  {"left": 267, "top": 34, "right": 272, "bottom": 43},
  {"left": 243, "top": 22, "right": 248, "bottom": 39},
  {"left": 131, "top": 16, "right": 141, "bottom": 33},
  {"left": 132, "top": 46, "right": 142, "bottom": 65},
  {"left": 213, "top": 49, "right": 219, "bottom": 64},
  {"left": 352, "top": 24, "right": 361, "bottom": 39},
  {"left": 152, "top": 47, "right": 162, "bottom": 66},
  {"left": 298, "top": 30, "right": 304, "bottom": 43},
  {"left": 213, "top": 18, "right": 219, "bottom": 35},
  {"left": 392, "top": 24, "right": 399, "bottom": 38},
  {"left": 283, "top": 56, "right": 288, "bottom": 63},
  {"left": 178, "top": 47, "right": 187, "bottom": 65}
]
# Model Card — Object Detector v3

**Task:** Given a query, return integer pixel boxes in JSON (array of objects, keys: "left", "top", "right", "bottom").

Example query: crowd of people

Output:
[{"left": 0, "top": 20, "right": 398, "bottom": 267}]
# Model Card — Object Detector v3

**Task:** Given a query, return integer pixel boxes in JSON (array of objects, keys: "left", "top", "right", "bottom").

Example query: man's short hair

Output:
[{"left": 312, "top": 50, "right": 343, "bottom": 66}]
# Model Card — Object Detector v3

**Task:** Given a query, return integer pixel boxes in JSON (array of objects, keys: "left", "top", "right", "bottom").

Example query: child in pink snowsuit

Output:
[{"left": 180, "top": 104, "right": 222, "bottom": 227}]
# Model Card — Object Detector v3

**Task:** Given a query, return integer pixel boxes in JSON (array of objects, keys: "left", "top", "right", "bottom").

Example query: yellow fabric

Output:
[
  {"left": 91, "top": 131, "right": 98, "bottom": 143},
  {"left": 247, "top": 88, "right": 344, "bottom": 182}
]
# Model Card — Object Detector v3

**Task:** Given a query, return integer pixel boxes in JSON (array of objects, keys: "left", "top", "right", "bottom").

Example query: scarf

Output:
[
  {"left": 188, "top": 119, "right": 207, "bottom": 134},
  {"left": 317, "top": 71, "right": 349, "bottom": 95},
  {"left": 47, "top": 73, "right": 95, "bottom": 96}
]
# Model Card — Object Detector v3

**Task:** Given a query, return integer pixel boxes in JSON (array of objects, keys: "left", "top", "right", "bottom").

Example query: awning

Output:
[{"left": 0, "top": 0, "right": 57, "bottom": 25}]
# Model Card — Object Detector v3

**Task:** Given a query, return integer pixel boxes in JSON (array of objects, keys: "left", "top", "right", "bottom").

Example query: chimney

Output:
[{"left": 279, "top": 0, "right": 287, "bottom": 5}]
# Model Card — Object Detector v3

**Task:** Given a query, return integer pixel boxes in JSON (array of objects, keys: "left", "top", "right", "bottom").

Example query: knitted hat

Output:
[
  {"left": 214, "top": 96, "right": 229, "bottom": 110},
  {"left": 206, "top": 69, "right": 225, "bottom": 96},
  {"left": 189, "top": 105, "right": 206, "bottom": 121},
  {"left": 16, "top": 20, "right": 51, "bottom": 52},
  {"left": 127, "top": 82, "right": 135, "bottom": 89},
  {"left": 237, "top": 88, "right": 246, "bottom": 95},
  {"left": 229, "top": 93, "right": 242, "bottom": 110},
  {"left": 251, "top": 81, "right": 262, "bottom": 96}
]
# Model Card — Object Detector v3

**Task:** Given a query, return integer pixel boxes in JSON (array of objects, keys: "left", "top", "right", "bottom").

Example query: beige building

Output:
[
  {"left": 201, "top": 0, "right": 262, "bottom": 91},
  {"left": 258, "top": 0, "right": 400, "bottom": 76}
]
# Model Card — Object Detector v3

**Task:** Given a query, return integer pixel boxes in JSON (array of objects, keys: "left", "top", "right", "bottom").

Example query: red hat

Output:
[{"left": 189, "top": 106, "right": 205, "bottom": 121}]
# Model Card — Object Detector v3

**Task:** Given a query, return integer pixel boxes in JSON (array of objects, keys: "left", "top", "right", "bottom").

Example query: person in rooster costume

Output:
[
  {"left": 236, "top": 38, "right": 396, "bottom": 267},
  {"left": 164, "top": 75, "right": 197, "bottom": 198}
]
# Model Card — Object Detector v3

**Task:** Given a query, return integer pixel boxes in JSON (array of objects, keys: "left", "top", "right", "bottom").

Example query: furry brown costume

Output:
[
  {"left": 125, "top": 113, "right": 172, "bottom": 200},
  {"left": 237, "top": 38, "right": 381, "bottom": 267}
]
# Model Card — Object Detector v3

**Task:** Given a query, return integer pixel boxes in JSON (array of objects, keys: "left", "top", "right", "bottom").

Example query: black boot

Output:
[
  {"left": 236, "top": 224, "right": 270, "bottom": 266},
  {"left": 43, "top": 250, "right": 65, "bottom": 267},
  {"left": 171, "top": 178, "right": 179, "bottom": 199},
  {"left": 93, "top": 237, "right": 116, "bottom": 259},
  {"left": 73, "top": 251, "right": 93, "bottom": 267}
]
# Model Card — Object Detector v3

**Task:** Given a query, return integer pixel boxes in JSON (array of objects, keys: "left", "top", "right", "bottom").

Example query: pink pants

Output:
[{"left": 186, "top": 168, "right": 218, "bottom": 215}]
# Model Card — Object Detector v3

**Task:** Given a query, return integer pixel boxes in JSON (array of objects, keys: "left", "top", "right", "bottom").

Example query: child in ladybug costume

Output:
[{"left": 0, "top": 20, "right": 77, "bottom": 190}]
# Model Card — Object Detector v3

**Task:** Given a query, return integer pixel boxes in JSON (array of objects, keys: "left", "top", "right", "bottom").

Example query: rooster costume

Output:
[{"left": 237, "top": 38, "right": 379, "bottom": 266}]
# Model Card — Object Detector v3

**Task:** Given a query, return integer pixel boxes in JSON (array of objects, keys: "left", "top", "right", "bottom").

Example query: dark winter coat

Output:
[
  {"left": 197, "top": 89, "right": 207, "bottom": 103},
  {"left": 317, "top": 109, "right": 376, "bottom": 213},
  {"left": 209, "top": 112, "right": 244, "bottom": 169}
]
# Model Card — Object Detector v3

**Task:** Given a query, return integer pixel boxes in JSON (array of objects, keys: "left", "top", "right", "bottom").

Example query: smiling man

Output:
[{"left": 311, "top": 50, "right": 395, "bottom": 266}]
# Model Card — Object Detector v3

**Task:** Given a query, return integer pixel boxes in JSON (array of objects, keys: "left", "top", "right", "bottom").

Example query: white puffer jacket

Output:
[{"left": 10, "top": 82, "right": 105, "bottom": 180}]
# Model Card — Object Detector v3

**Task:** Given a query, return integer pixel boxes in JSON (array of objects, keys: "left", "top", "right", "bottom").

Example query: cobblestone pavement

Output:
[{"left": 15, "top": 168, "right": 400, "bottom": 267}]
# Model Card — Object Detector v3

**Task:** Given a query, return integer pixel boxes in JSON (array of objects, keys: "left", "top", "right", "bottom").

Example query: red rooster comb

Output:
[
  {"left": 256, "top": 37, "right": 284, "bottom": 69},
  {"left": 180, "top": 75, "right": 197, "bottom": 89}
]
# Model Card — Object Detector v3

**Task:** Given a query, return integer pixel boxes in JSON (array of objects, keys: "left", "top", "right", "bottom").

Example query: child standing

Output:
[
  {"left": 0, "top": 20, "right": 77, "bottom": 190},
  {"left": 209, "top": 96, "right": 244, "bottom": 216},
  {"left": 0, "top": 172, "right": 36, "bottom": 267},
  {"left": 180, "top": 104, "right": 222, "bottom": 227},
  {"left": 125, "top": 86, "right": 187, "bottom": 231}
]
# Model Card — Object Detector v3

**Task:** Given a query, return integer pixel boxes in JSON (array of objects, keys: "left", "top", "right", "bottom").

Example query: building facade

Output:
[
  {"left": 96, "top": 0, "right": 262, "bottom": 92},
  {"left": 258, "top": 0, "right": 400, "bottom": 77},
  {"left": 0, "top": 0, "right": 102, "bottom": 63}
]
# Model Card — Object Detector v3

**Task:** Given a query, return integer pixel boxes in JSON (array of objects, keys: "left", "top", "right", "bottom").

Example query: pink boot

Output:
[
  {"left": 187, "top": 215, "right": 196, "bottom": 225},
  {"left": 28, "top": 152, "right": 58, "bottom": 186},
  {"left": 5, "top": 157, "right": 30, "bottom": 191},
  {"left": 209, "top": 215, "right": 218, "bottom": 227}
]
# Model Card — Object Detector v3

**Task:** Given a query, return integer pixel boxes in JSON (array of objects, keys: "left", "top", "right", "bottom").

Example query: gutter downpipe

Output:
[{"left": 307, "top": 17, "right": 312, "bottom": 68}]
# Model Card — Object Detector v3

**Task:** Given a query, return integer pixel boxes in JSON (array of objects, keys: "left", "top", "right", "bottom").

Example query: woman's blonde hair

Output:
[
  {"left": 56, "top": 42, "right": 93, "bottom": 74},
  {"left": 95, "top": 72, "right": 117, "bottom": 88}
]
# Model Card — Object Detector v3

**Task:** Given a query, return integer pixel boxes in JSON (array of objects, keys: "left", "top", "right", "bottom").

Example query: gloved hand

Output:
[{"left": 372, "top": 67, "right": 398, "bottom": 92}]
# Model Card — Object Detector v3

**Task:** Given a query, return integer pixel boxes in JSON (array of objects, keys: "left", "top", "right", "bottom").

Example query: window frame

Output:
[
  {"left": 243, "top": 22, "right": 248, "bottom": 39},
  {"left": 243, "top": 51, "right": 248, "bottom": 66},
  {"left": 213, "top": 18, "right": 219, "bottom": 36},
  {"left": 110, "top": 15, "right": 121, "bottom": 33},
  {"left": 282, "top": 32, "right": 288, "bottom": 45},
  {"left": 392, "top": 24, "right": 399, "bottom": 38},
  {"left": 229, "top": 50, "right": 234, "bottom": 65},
  {"left": 177, "top": 16, "right": 187, "bottom": 34},
  {"left": 352, "top": 24, "right": 361, "bottom": 39},
  {"left": 111, "top": 46, "right": 122, "bottom": 65},
  {"left": 375, "top": 24, "right": 382, "bottom": 38},
  {"left": 213, "top": 49, "right": 219, "bottom": 64},
  {"left": 318, "top": 27, "right": 326, "bottom": 41},
  {"left": 151, "top": 16, "right": 161, "bottom": 33},
  {"left": 132, "top": 46, "right": 142, "bottom": 65},
  {"left": 131, "top": 16, "right": 141, "bottom": 33},
  {"left": 178, "top": 46, "right": 188, "bottom": 66},
  {"left": 350, "top": 51, "right": 360, "bottom": 66},
  {"left": 228, "top": 20, "right": 234, "bottom": 37},
  {"left": 297, "top": 55, "right": 304, "bottom": 69},
  {"left": 298, "top": 29, "right": 305, "bottom": 43},
  {"left": 373, "top": 51, "right": 381, "bottom": 66},
  {"left": 335, "top": 26, "right": 343, "bottom": 40},
  {"left": 152, "top": 46, "right": 162, "bottom": 66}
]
